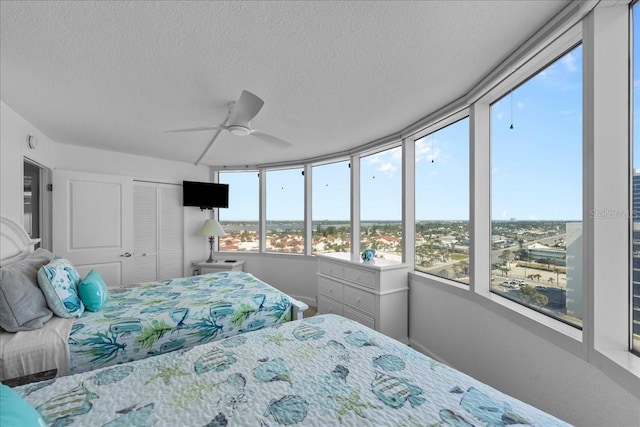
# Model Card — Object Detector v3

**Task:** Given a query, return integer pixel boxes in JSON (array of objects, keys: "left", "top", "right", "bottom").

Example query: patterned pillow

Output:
[{"left": 37, "top": 258, "right": 84, "bottom": 317}]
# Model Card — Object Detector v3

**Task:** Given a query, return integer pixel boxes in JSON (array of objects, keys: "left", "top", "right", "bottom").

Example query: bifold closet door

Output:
[
  {"left": 158, "top": 184, "right": 183, "bottom": 280},
  {"left": 133, "top": 181, "right": 183, "bottom": 282},
  {"left": 133, "top": 182, "right": 158, "bottom": 283}
]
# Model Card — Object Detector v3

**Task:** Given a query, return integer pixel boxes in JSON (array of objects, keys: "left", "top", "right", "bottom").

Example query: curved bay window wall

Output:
[
  {"left": 218, "top": 171, "right": 260, "bottom": 252},
  {"left": 266, "top": 167, "right": 305, "bottom": 254},
  {"left": 490, "top": 45, "right": 583, "bottom": 329},
  {"left": 360, "top": 146, "right": 403, "bottom": 262},
  {"left": 414, "top": 118, "right": 470, "bottom": 283},
  {"left": 214, "top": 5, "right": 638, "bottom": 384},
  {"left": 312, "top": 160, "right": 351, "bottom": 255}
]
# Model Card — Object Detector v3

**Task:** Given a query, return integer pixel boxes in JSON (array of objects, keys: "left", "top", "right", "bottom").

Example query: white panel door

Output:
[{"left": 53, "top": 170, "right": 134, "bottom": 287}]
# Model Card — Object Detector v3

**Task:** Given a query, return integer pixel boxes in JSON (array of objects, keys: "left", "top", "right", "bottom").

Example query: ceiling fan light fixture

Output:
[{"left": 228, "top": 124, "right": 251, "bottom": 136}]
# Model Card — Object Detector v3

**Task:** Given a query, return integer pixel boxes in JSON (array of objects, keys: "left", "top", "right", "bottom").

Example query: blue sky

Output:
[
  {"left": 635, "top": 3, "right": 640, "bottom": 170},
  {"left": 221, "top": 44, "right": 583, "bottom": 222}
]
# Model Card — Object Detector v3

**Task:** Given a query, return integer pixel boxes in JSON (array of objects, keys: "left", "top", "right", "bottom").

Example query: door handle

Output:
[{"left": 120, "top": 252, "right": 133, "bottom": 257}]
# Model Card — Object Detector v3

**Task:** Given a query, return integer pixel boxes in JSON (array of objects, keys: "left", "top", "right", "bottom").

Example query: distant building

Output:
[
  {"left": 527, "top": 242, "right": 566, "bottom": 265},
  {"left": 632, "top": 170, "right": 640, "bottom": 338},
  {"left": 565, "top": 221, "right": 583, "bottom": 319}
]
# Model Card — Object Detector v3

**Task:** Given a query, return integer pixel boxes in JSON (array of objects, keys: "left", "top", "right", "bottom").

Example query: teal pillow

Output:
[
  {"left": 37, "top": 258, "right": 84, "bottom": 318},
  {"left": 78, "top": 269, "right": 108, "bottom": 312},
  {"left": 0, "top": 384, "right": 46, "bottom": 427}
]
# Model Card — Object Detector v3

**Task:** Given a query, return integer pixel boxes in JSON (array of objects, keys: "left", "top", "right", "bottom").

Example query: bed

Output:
[
  {"left": 8, "top": 314, "right": 571, "bottom": 426},
  {"left": 0, "top": 215, "right": 307, "bottom": 380}
]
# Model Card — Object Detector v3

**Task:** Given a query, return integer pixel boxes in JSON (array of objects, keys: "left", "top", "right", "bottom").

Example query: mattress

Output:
[
  {"left": 68, "top": 271, "right": 292, "bottom": 374},
  {"left": 16, "top": 314, "right": 571, "bottom": 426},
  {"left": 0, "top": 317, "right": 74, "bottom": 380}
]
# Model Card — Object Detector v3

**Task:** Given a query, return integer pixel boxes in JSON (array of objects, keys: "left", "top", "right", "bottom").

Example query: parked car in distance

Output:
[{"left": 501, "top": 280, "right": 518, "bottom": 289}]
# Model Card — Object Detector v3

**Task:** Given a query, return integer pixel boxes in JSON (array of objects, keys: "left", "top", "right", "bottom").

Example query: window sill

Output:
[{"left": 591, "top": 347, "right": 640, "bottom": 399}]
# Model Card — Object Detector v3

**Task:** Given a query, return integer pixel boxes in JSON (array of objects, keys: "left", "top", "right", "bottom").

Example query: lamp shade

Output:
[{"left": 197, "top": 219, "right": 225, "bottom": 237}]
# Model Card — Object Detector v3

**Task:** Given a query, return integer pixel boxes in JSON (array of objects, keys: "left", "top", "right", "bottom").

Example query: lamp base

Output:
[{"left": 206, "top": 236, "right": 217, "bottom": 263}]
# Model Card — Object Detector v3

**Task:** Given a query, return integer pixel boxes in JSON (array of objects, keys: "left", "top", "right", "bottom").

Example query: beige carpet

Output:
[{"left": 305, "top": 305, "right": 318, "bottom": 317}]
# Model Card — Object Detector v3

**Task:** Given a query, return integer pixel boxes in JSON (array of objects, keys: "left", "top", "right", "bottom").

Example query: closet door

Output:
[
  {"left": 133, "top": 182, "right": 183, "bottom": 282},
  {"left": 133, "top": 182, "right": 158, "bottom": 283},
  {"left": 158, "top": 184, "right": 183, "bottom": 279}
]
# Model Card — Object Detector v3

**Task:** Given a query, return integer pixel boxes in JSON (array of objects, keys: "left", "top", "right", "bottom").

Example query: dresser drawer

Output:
[
  {"left": 343, "top": 306, "right": 375, "bottom": 329},
  {"left": 318, "top": 295, "right": 343, "bottom": 316},
  {"left": 319, "top": 260, "right": 344, "bottom": 278},
  {"left": 343, "top": 285, "right": 375, "bottom": 315},
  {"left": 343, "top": 267, "right": 375, "bottom": 288},
  {"left": 318, "top": 277, "right": 344, "bottom": 301}
]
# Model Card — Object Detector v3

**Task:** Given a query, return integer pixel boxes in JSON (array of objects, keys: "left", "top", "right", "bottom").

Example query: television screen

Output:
[{"left": 182, "top": 181, "right": 229, "bottom": 209}]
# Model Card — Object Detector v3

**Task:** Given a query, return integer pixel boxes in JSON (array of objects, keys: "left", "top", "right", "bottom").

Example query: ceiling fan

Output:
[{"left": 165, "top": 90, "right": 292, "bottom": 165}]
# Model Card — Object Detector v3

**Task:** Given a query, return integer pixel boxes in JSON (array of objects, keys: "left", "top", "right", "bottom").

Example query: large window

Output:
[
  {"left": 266, "top": 167, "right": 305, "bottom": 254},
  {"left": 218, "top": 171, "right": 259, "bottom": 252},
  {"left": 415, "top": 118, "right": 470, "bottom": 283},
  {"left": 360, "top": 146, "right": 402, "bottom": 262},
  {"left": 312, "top": 160, "right": 351, "bottom": 254},
  {"left": 632, "top": 1, "right": 640, "bottom": 355},
  {"left": 491, "top": 45, "right": 583, "bottom": 328}
]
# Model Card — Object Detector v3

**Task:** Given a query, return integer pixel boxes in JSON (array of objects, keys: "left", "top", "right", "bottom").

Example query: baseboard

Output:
[{"left": 408, "top": 338, "right": 451, "bottom": 366}]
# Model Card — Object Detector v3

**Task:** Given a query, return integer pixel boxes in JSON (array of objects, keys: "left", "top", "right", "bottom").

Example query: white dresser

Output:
[{"left": 316, "top": 252, "right": 409, "bottom": 343}]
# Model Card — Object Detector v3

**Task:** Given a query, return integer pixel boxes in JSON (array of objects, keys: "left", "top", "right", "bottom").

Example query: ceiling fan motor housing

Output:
[{"left": 228, "top": 124, "right": 251, "bottom": 136}]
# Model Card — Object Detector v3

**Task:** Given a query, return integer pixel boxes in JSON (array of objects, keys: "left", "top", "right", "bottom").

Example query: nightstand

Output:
[{"left": 196, "top": 260, "right": 245, "bottom": 274}]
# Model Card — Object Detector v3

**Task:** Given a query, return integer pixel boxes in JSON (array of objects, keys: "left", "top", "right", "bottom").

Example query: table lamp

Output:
[{"left": 197, "top": 218, "right": 225, "bottom": 263}]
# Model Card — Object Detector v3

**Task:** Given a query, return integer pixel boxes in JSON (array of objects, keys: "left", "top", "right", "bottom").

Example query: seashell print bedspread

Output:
[
  {"left": 68, "top": 271, "right": 292, "bottom": 374},
  {"left": 18, "top": 314, "right": 571, "bottom": 426}
]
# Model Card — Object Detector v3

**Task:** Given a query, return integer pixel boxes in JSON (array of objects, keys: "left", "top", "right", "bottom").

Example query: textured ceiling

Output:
[{"left": 1, "top": 0, "right": 571, "bottom": 168}]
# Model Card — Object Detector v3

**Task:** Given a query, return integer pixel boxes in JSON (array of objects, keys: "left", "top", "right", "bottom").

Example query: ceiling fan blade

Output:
[
  {"left": 229, "top": 90, "right": 264, "bottom": 125},
  {"left": 164, "top": 125, "right": 222, "bottom": 133},
  {"left": 250, "top": 130, "right": 293, "bottom": 149},
  {"left": 194, "top": 127, "right": 225, "bottom": 166}
]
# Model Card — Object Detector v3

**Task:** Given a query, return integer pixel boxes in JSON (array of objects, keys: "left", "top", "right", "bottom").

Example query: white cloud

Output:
[
  {"left": 378, "top": 161, "right": 396, "bottom": 176},
  {"left": 367, "top": 147, "right": 401, "bottom": 177},
  {"left": 501, "top": 209, "right": 508, "bottom": 219},
  {"left": 517, "top": 101, "right": 525, "bottom": 110},
  {"left": 496, "top": 112, "right": 503, "bottom": 120},
  {"left": 561, "top": 52, "right": 577, "bottom": 72},
  {"left": 414, "top": 139, "right": 441, "bottom": 164},
  {"left": 492, "top": 167, "right": 498, "bottom": 174},
  {"left": 529, "top": 214, "right": 538, "bottom": 220}
]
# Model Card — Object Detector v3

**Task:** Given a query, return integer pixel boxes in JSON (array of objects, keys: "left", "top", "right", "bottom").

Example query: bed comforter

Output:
[
  {"left": 17, "top": 314, "right": 571, "bottom": 426},
  {"left": 68, "top": 271, "right": 292, "bottom": 374}
]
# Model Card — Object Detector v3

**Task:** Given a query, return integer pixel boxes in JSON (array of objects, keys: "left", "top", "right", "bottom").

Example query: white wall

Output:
[
  {"left": 214, "top": 252, "right": 318, "bottom": 308},
  {"left": 1, "top": 101, "right": 56, "bottom": 224},
  {"left": 409, "top": 273, "right": 640, "bottom": 427},
  {"left": 1, "top": 102, "right": 212, "bottom": 273}
]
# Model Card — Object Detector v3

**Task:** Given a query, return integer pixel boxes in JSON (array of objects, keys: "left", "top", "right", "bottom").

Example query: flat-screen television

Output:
[{"left": 182, "top": 181, "right": 229, "bottom": 209}]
